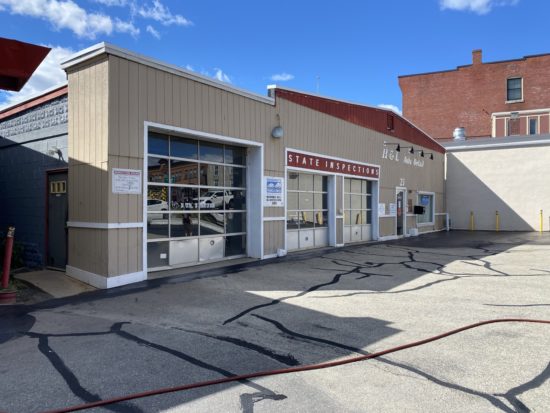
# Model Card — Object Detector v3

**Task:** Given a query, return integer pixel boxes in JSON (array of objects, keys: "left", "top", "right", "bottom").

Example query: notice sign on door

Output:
[
  {"left": 112, "top": 168, "right": 142, "bottom": 194},
  {"left": 264, "top": 176, "right": 284, "bottom": 207}
]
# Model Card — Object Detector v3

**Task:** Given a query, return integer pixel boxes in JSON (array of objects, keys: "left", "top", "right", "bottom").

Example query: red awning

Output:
[{"left": 0, "top": 38, "right": 50, "bottom": 92}]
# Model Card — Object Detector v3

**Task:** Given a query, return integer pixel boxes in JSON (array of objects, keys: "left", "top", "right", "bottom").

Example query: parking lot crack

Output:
[{"left": 252, "top": 314, "right": 515, "bottom": 413}]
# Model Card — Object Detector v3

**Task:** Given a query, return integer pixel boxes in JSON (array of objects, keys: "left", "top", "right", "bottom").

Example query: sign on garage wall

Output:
[
  {"left": 264, "top": 176, "right": 284, "bottom": 207},
  {"left": 112, "top": 168, "right": 142, "bottom": 194}
]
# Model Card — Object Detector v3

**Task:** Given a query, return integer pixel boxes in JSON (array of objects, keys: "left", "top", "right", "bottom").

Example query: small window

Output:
[
  {"left": 50, "top": 181, "right": 67, "bottom": 194},
  {"left": 386, "top": 114, "right": 394, "bottom": 131},
  {"left": 529, "top": 118, "right": 538, "bottom": 135},
  {"left": 417, "top": 193, "right": 434, "bottom": 224},
  {"left": 507, "top": 78, "right": 522, "bottom": 101}
]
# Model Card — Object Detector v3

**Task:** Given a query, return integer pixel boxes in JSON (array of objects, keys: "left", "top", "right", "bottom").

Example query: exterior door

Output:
[
  {"left": 396, "top": 189, "right": 406, "bottom": 236},
  {"left": 47, "top": 171, "right": 68, "bottom": 269}
]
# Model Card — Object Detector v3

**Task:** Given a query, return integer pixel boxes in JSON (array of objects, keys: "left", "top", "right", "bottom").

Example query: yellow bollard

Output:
[
  {"left": 495, "top": 211, "right": 499, "bottom": 232},
  {"left": 540, "top": 209, "right": 543, "bottom": 233},
  {"left": 470, "top": 211, "right": 475, "bottom": 231}
]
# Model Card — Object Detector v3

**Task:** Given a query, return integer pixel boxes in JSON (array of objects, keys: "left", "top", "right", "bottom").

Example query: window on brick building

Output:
[
  {"left": 507, "top": 78, "right": 522, "bottom": 101},
  {"left": 529, "top": 118, "right": 538, "bottom": 135}
]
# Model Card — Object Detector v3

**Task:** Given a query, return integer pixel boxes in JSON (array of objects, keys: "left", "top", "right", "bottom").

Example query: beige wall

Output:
[
  {"left": 66, "top": 50, "right": 446, "bottom": 281},
  {"left": 67, "top": 57, "right": 110, "bottom": 276},
  {"left": 447, "top": 145, "right": 550, "bottom": 231}
]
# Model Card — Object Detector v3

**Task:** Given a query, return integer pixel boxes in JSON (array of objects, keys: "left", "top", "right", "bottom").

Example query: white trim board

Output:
[
  {"left": 67, "top": 222, "right": 144, "bottom": 229},
  {"left": 492, "top": 107, "right": 550, "bottom": 116},
  {"left": 147, "top": 122, "right": 264, "bottom": 148},
  {"left": 66, "top": 266, "right": 146, "bottom": 289},
  {"left": 445, "top": 138, "right": 550, "bottom": 151},
  {"left": 378, "top": 235, "right": 399, "bottom": 241},
  {"left": 263, "top": 217, "right": 286, "bottom": 222}
]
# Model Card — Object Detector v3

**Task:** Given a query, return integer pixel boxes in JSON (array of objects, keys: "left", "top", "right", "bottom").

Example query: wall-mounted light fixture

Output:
[
  {"left": 420, "top": 150, "right": 434, "bottom": 160},
  {"left": 400, "top": 145, "right": 414, "bottom": 154},
  {"left": 384, "top": 142, "right": 400, "bottom": 152},
  {"left": 271, "top": 113, "right": 284, "bottom": 139}
]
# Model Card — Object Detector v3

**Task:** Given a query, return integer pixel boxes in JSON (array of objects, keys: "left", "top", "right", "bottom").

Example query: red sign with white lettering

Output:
[{"left": 287, "top": 151, "right": 379, "bottom": 178}]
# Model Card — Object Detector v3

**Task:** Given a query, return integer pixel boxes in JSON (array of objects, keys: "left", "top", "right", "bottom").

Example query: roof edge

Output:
[
  {"left": 61, "top": 42, "right": 275, "bottom": 106},
  {"left": 269, "top": 85, "right": 445, "bottom": 153},
  {"left": 0, "top": 83, "right": 68, "bottom": 120},
  {"left": 444, "top": 134, "right": 550, "bottom": 151},
  {"left": 399, "top": 52, "right": 550, "bottom": 79}
]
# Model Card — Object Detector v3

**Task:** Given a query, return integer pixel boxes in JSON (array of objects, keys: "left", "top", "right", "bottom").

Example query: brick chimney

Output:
[{"left": 472, "top": 49, "right": 482, "bottom": 65}]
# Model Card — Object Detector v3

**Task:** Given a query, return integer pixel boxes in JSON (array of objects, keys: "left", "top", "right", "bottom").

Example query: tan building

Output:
[
  {"left": 60, "top": 43, "right": 447, "bottom": 288},
  {"left": 445, "top": 136, "right": 550, "bottom": 231}
]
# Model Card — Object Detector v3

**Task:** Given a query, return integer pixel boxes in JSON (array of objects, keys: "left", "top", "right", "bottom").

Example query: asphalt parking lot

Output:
[{"left": 1, "top": 231, "right": 550, "bottom": 413}]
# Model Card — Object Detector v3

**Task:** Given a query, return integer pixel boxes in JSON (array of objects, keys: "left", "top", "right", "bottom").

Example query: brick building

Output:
[{"left": 399, "top": 50, "right": 550, "bottom": 140}]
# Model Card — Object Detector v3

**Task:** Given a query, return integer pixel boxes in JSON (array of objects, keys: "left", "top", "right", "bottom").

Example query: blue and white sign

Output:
[{"left": 264, "top": 176, "right": 285, "bottom": 207}]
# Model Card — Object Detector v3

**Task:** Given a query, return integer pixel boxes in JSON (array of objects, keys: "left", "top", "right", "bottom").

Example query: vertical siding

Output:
[
  {"left": 263, "top": 221, "right": 284, "bottom": 256},
  {"left": 67, "top": 58, "right": 109, "bottom": 275}
]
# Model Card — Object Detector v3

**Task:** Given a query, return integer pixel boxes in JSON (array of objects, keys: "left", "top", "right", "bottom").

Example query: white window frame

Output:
[
  {"left": 416, "top": 191, "right": 435, "bottom": 226},
  {"left": 143, "top": 121, "right": 264, "bottom": 273},
  {"left": 529, "top": 117, "right": 539, "bottom": 135},
  {"left": 505, "top": 77, "right": 523, "bottom": 104}
]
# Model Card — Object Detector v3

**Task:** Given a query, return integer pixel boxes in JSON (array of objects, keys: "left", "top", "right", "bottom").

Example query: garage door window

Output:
[
  {"left": 147, "top": 132, "right": 247, "bottom": 269},
  {"left": 344, "top": 178, "right": 372, "bottom": 243}
]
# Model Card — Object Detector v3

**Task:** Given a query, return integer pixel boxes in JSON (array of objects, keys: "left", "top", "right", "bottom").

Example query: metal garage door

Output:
[
  {"left": 146, "top": 131, "right": 247, "bottom": 269},
  {"left": 343, "top": 177, "right": 372, "bottom": 243},
  {"left": 286, "top": 172, "right": 328, "bottom": 251}
]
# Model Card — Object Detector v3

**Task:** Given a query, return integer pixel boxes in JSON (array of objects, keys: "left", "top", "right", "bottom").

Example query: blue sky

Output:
[{"left": 0, "top": 0, "right": 547, "bottom": 111}]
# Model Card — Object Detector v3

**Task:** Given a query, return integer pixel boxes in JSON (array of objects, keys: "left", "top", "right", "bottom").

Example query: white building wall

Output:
[{"left": 446, "top": 144, "right": 550, "bottom": 231}]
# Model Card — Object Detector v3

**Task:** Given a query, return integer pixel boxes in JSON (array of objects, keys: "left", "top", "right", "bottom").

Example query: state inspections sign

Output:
[{"left": 264, "top": 176, "right": 284, "bottom": 207}]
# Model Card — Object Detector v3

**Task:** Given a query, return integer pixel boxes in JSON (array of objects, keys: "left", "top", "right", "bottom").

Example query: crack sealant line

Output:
[{"left": 40, "top": 318, "right": 550, "bottom": 413}]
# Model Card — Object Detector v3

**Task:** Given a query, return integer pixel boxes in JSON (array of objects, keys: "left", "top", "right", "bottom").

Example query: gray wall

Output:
[{"left": 0, "top": 95, "right": 68, "bottom": 266}]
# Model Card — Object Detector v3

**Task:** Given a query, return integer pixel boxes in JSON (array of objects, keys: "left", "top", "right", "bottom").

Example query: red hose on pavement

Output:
[{"left": 41, "top": 318, "right": 550, "bottom": 413}]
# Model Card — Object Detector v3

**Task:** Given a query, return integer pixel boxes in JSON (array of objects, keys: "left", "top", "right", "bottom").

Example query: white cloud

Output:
[
  {"left": 138, "top": 0, "right": 192, "bottom": 26},
  {"left": 270, "top": 72, "right": 294, "bottom": 82},
  {"left": 185, "top": 64, "right": 194, "bottom": 71},
  {"left": 115, "top": 18, "right": 139, "bottom": 37},
  {"left": 93, "top": 0, "right": 127, "bottom": 6},
  {"left": 198, "top": 68, "right": 231, "bottom": 83},
  {"left": 439, "top": 0, "right": 518, "bottom": 14},
  {"left": 213, "top": 68, "right": 231, "bottom": 83},
  {"left": 0, "top": 0, "right": 140, "bottom": 38},
  {"left": 146, "top": 24, "right": 160, "bottom": 39},
  {"left": 92, "top": 0, "right": 127, "bottom": 6},
  {"left": 0, "top": 45, "right": 74, "bottom": 109},
  {"left": 378, "top": 104, "right": 402, "bottom": 115}
]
